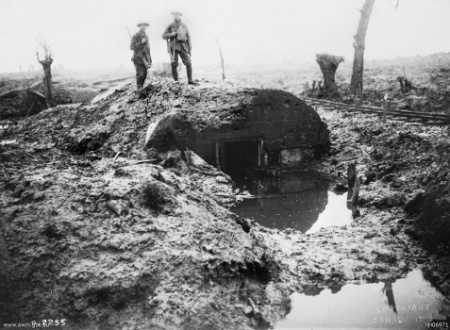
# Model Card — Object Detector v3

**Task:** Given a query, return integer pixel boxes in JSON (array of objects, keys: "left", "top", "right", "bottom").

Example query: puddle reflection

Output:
[
  {"left": 274, "top": 270, "right": 450, "bottom": 329},
  {"left": 231, "top": 172, "right": 352, "bottom": 233}
]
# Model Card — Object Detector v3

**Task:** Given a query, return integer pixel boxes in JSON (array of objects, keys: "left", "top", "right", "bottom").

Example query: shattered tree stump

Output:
[
  {"left": 36, "top": 43, "right": 55, "bottom": 108},
  {"left": 316, "top": 54, "right": 344, "bottom": 96},
  {"left": 397, "top": 76, "right": 416, "bottom": 94}
]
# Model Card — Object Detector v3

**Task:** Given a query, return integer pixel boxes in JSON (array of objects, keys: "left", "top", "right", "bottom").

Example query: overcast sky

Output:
[{"left": 0, "top": 0, "right": 449, "bottom": 73}]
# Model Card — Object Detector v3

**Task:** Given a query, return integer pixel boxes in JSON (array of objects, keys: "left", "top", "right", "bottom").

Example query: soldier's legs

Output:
[
  {"left": 171, "top": 51, "right": 179, "bottom": 81},
  {"left": 134, "top": 64, "right": 146, "bottom": 89},
  {"left": 143, "top": 65, "right": 148, "bottom": 82},
  {"left": 179, "top": 50, "right": 194, "bottom": 84},
  {"left": 186, "top": 66, "right": 194, "bottom": 84}
]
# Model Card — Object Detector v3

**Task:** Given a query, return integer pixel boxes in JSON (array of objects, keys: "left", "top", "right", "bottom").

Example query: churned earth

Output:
[
  {"left": 0, "top": 75, "right": 448, "bottom": 329},
  {"left": 319, "top": 107, "right": 450, "bottom": 297}
]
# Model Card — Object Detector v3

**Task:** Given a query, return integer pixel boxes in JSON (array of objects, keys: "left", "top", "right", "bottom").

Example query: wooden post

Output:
[
  {"left": 351, "top": 177, "right": 360, "bottom": 206},
  {"left": 215, "top": 141, "right": 221, "bottom": 170},
  {"left": 257, "top": 140, "right": 262, "bottom": 167},
  {"left": 383, "top": 92, "right": 388, "bottom": 124},
  {"left": 347, "top": 163, "right": 356, "bottom": 188},
  {"left": 352, "top": 177, "right": 361, "bottom": 218},
  {"left": 215, "top": 39, "right": 226, "bottom": 80}
]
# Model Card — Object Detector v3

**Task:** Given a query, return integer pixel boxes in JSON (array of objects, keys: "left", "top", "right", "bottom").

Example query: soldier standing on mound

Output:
[
  {"left": 130, "top": 22, "right": 152, "bottom": 91},
  {"left": 162, "top": 12, "right": 196, "bottom": 85}
]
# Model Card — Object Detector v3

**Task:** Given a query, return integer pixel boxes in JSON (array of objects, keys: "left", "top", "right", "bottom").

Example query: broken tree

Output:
[
  {"left": 316, "top": 53, "right": 344, "bottom": 96},
  {"left": 397, "top": 76, "right": 416, "bottom": 94},
  {"left": 36, "top": 41, "right": 55, "bottom": 107},
  {"left": 216, "top": 38, "right": 226, "bottom": 80},
  {"left": 350, "top": 0, "right": 376, "bottom": 95}
]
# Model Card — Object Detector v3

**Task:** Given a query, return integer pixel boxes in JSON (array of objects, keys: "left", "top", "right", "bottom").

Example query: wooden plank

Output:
[
  {"left": 315, "top": 102, "right": 448, "bottom": 122},
  {"left": 300, "top": 96, "right": 448, "bottom": 120}
]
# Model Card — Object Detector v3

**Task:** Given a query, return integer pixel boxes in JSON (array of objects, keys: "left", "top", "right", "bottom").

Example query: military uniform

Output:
[
  {"left": 162, "top": 20, "right": 194, "bottom": 83},
  {"left": 130, "top": 29, "right": 152, "bottom": 89}
]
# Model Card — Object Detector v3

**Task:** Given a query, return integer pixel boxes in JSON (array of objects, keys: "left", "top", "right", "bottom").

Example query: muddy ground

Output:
[{"left": 1, "top": 55, "right": 450, "bottom": 329}]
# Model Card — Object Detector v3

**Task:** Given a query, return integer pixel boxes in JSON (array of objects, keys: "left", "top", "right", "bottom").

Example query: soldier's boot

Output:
[
  {"left": 136, "top": 84, "right": 143, "bottom": 97},
  {"left": 186, "top": 65, "right": 196, "bottom": 85},
  {"left": 137, "top": 84, "right": 145, "bottom": 99},
  {"left": 171, "top": 64, "right": 179, "bottom": 82}
]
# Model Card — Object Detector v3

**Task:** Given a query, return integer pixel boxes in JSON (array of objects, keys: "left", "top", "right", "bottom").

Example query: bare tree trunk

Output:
[
  {"left": 316, "top": 54, "right": 344, "bottom": 96},
  {"left": 350, "top": 0, "right": 376, "bottom": 95},
  {"left": 41, "top": 62, "right": 54, "bottom": 107}
]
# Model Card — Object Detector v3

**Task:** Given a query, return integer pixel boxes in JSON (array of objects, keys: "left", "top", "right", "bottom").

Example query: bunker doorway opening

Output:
[{"left": 217, "top": 137, "right": 265, "bottom": 177}]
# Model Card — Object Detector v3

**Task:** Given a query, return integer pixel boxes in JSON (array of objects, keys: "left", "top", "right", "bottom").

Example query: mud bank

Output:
[{"left": 0, "top": 78, "right": 444, "bottom": 329}]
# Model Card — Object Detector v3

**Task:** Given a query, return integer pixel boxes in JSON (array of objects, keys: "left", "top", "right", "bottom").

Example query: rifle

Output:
[{"left": 164, "top": 23, "right": 175, "bottom": 63}]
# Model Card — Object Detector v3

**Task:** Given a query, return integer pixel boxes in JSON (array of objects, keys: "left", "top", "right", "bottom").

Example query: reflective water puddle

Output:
[
  {"left": 275, "top": 270, "right": 450, "bottom": 329},
  {"left": 231, "top": 171, "right": 352, "bottom": 233}
]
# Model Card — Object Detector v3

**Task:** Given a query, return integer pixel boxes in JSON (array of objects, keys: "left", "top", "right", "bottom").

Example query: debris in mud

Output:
[
  {"left": 139, "top": 180, "right": 178, "bottom": 213},
  {"left": 0, "top": 88, "right": 48, "bottom": 120}
]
